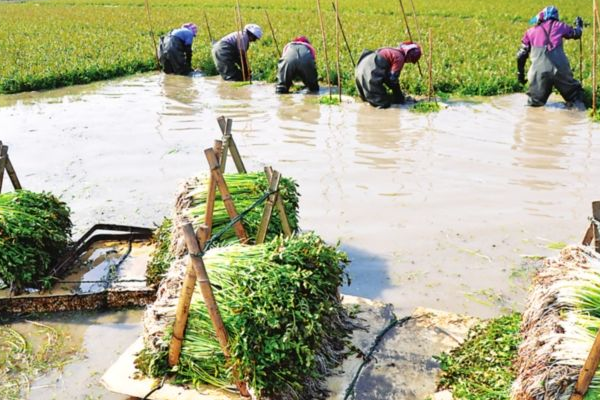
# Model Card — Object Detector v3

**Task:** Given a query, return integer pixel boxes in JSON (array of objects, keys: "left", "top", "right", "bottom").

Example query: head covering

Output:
[
  {"left": 529, "top": 6, "right": 559, "bottom": 25},
  {"left": 244, "top": 24, "right": 263, "bottom": 39},
  {"left": 399, "top": 41, "right": 422, "bottom": 62},
  {"left": 293, "top": 36, "right": 311, "bottom": 44},
  {"left": 182, "top": 22, "right": 198, "bottom": 37}
]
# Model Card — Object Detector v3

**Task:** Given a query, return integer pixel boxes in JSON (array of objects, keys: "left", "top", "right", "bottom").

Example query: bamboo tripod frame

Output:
[
  {"left": 167, "top": 117, "right": 293, "bottom": 393},
  {"left": 571, "top": 201, "right": 600, "bottom": 400},
  {"left": 0, "top": 141, "right": 22, "bottom": 194}
]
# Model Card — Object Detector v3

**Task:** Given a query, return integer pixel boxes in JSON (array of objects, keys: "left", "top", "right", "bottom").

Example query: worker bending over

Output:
[
  {"left": 212, "top": 24, "right": 263, "bottom": 81},
  {"left": 158, "top": 23, "right": 198, "bottom": 75},
  {"left": 276, "top": 36, "right": 319, "bottom": 94},
  {"left": 516, "top": 6, "right": 584, "bottom": 106},
  {"left": 355, "top": 42, "right": 422, "bottom": 109}
]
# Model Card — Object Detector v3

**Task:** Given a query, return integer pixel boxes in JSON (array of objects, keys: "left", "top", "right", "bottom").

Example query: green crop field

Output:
[{"left": 0, "top": 0, "right": 593, "bottom": 96}]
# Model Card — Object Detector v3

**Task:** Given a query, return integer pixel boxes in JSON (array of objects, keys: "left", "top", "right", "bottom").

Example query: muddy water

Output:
[{"left": 1, "top": 73, "right": 599, "bottom": 397}]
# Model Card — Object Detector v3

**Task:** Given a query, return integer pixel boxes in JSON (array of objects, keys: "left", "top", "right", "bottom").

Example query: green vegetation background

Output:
[{"left": 0, "top": 0, "right": 592, "bottom": 96}]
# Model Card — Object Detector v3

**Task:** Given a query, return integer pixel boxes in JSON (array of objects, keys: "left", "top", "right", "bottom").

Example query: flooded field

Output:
[{"left": 1, "top": 73, "right": 599, "bottom": 398}]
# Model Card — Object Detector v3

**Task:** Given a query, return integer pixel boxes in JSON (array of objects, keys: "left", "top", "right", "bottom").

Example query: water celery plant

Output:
[
  {"left": 145, "top": 172, "right": 299, "bottom": 285},
  {"left": 138, "top": 233, "right": 351, "bottom": 399},
  {"left": 0, "top": 190, "right": 72, "bottom": 291}
]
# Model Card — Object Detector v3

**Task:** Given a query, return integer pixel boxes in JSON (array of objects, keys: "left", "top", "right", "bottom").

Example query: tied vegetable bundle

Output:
[
  {"left": 138, "top": 233, "right": 351, "bottom": 399},
  {"left": 513, "top": 246, "right": 600, "bottom": 400},
  {"left": 146, "top": 172, "right": 300, "bottom": 286},
  {"left": 0, "top": 190, "right": 72, "bottom": 291}
]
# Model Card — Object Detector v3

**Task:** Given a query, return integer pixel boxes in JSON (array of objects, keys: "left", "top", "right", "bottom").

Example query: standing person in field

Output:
[
  {"left": 158, "top": 23, "right": 197, "bottom": 75},
  {"left": 212, "top": 24, "right": 263, "bottom": 81},
  {"left": 516, "top": 6, "right": 584, "bottom": 106},
  {"left": 355, "top": 42, "right": 422, "bottom": 109},
  {"left": 276, "top": 36, "right": 319, "bottom": 94}
]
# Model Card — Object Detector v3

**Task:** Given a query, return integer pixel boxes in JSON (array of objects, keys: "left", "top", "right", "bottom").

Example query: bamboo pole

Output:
[
  {"left": 397, "top": 0, "right": 423, "bottom": 78},
  {"left": 428, "top": 28, "right": 434, "bottom": 101},
  {"left": 205, "top": 148, "right": 249, "bottom": 242},
  {"left": 5, "top": 156, "right": 21, "bottom": 190},
  {"left": 570, "top": 324, "right": 600, "bottom": 400},
  {"left": 217, "top": 116, "right": 232, "bottom": 173},
  {"left": 235, "top": 0, "right": 249, "bottom": 82},
  {"left": 265, "top": 167, "right": 292, "bottom": 237},
  {"left": 168, "top": 223, "right": 209, "bottom": 367},
  {"left": 408, "top": 0, "right": 423, "bottom": 45},
  {"left": 264, "top": 10, "right": 281, "bottom": 58},
  {"left": 331, "top": 2, "right": 355, "bottom": 68},
  {"left": 593, "top": 201, "right": 600, "bottom": 253},
  {"left": 228, "top": 135, "right": 247, "bottom": 173},
  {"left": 0, "top": 143, "right": 7, "bottom": 193},
  {"left": 182, "top": 223, "right": 250, "bottom": 396},
  {"left": 316, "top": 0, "right": 333, "bottom": 98},
  {"left": 204, "top": 11, "right": 215, "bottom": 44},
  {"left": 143, "top": 0, "right": 161, "bottom": 70},
  {"left": 334, "top": 0, "right": 342, "bottom": 102},
  {"left": 580, "top": 35, "right": 584, "bottom": 82},
  {"left": 255, "top": 170, "right": 281, "bottom": 244},
  {"left": 594, "top": 0, "right": 598, "bottom": 116},
  {"left": 204, "top": 140, "right": 223, "bottom": 237}
]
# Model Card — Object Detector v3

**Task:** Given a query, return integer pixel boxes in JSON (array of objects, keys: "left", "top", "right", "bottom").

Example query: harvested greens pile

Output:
[
  {"left": 146, "top": 172, "right": 299, "bottom": 286},
  {"left": 139, "top": 233, "right": 351, "bottom": 399},
  {"left": 0, "top": 190, "right": 72, "bottom": 291},
  {"left": 437, "top": 313, "right": 521, "bottom": 400},
  {"left": 513, "top": 246, "right": 600, "bottom": 400}
]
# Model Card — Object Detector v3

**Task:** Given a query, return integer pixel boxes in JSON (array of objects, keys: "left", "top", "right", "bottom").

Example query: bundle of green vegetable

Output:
[
  {"left": 437, "top": 313, "right": 521, "bottom": 400},
  {"left": 146, "top": 172, "right": 300, "bottom": 286},
  {"left": 0, "top": 190, "right": 72, "bottom": 291},
  {"left": 138, "top": 233, "right": 351, "bottom": 399},
  {"left": 513, "top": 246, "right": 600, "bottom": 400}
]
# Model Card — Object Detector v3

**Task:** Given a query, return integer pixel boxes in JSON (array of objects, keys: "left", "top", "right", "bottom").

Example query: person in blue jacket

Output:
[{"left": 158, "top": 23, "right": 198, "bottom": 75}]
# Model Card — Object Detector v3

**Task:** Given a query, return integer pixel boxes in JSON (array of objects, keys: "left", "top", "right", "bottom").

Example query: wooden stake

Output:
[
  {"left": 265, "top": 166, "right": 292, "bottom": 237},
  {"left": 264, "top": 10, "right": 281, "bottom": 58},
  {"left": 143, "top": 0, "right": 161, "bottom": 70},
  {"left": 570, "top": 324, "right": 600, "bottom": 400},
  {"left": 397, "top": 0, "right": 424, "bottom": 78},
  {"left": 316, "top": 0, "right": 333, "bottom": 98},
  {"left": 594, "top": 0, "right": 598, "bottom": 116},
  {"left": 331, "top": 2, "right": 355, "bottom": 67},
  {"left": 256, "top": 170, "right": 281, "bottom": 244},
  {"left": 205, "top": 148, "right": 249, "bottom": 242},
  {"left": 334, "top": 0, "right": 342, "bottom": 102},
  {"left": 168, "top": 223, "right": 210, "bottom": 367},
  {"left": 580, "top": 36, "right": 584, "bottom": 83},
  {"left": 0, "top": 143, "right": 7, "bottom": 193},
  {"left": 408, "top": 0, "right": 423, "bottom": 45},
  {"left": 205, "top": 140, "right": 223, "bottom": 237},
  {"left": 204, "top": 11, "right": 215, "bottom": 44},
  {"left": 5, "top": 157, "right": 21, "bottom": 190}
]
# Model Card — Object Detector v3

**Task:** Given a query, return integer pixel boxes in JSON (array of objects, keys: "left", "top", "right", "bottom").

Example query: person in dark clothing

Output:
[
  {"left": 158, "top": 23, "right": 197, "bottom": 75},
  {"left": 516, "top": 6, "right": 584, "bottom": 106},
  {"left": 355, "top": 42, "right": 422, "bottom": 108},
  {"left": 276, "top": 36, "right": 319, "bottom": 94},
  {"left": 212, "top": 24, "right": 263, "bottom": 81}
]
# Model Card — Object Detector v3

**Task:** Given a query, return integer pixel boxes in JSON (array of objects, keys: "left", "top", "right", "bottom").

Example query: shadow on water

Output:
[{"left": 341, "top": 244, "right": 394, "bottom": 303}]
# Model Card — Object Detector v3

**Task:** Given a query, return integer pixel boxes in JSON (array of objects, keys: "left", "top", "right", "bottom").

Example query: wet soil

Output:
[{"left": 1, "top": 73, "right": 599, "bottom": 398}]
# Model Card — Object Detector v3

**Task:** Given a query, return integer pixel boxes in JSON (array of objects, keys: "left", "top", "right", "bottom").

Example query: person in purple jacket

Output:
[
  {"left": 158, "top": 23, "right": 198, "bottom": 75},
  {"left": 516, "top": 6, "right": 583, "bottom": 106}
]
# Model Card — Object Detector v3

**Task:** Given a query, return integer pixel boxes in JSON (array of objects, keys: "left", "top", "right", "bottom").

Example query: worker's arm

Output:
[
  {"left": 386, "top": 72, "right": 405, "bottom": 104},
  {"left": 565, "top": 17, "right": 583, "bottom": 40},
  {"left": 516, "top": 43, "right": 530, "bottom": 85}
]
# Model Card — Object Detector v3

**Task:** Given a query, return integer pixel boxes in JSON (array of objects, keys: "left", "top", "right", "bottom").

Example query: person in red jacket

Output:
[{"left": 355, "top": 42, "right": 422, "bottom": 108}]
